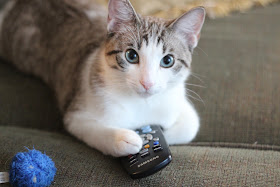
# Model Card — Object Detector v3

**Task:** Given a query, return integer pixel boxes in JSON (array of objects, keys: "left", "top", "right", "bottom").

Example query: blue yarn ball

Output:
[{"left": 9, "top": 149, "right": 57, "bottom": 187}]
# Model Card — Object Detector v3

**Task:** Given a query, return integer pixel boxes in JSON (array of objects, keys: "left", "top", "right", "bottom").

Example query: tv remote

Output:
[{"left": 121, "top": 125, "right": 172, "bottom": 179}]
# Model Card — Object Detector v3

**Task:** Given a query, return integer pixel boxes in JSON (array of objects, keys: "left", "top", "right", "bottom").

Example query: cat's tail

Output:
[{"left": 0, "top": 0, "right": 16, "bottom": 57}]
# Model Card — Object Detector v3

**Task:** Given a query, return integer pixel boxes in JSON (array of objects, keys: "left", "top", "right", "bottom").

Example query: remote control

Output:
[{"left": 121, "top": 125, "right": 172, "bottom": 179}]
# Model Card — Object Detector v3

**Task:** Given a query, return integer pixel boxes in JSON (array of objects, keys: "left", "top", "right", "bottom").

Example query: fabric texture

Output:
[
  {"left": 1, "top": 126, "right": 280, "bottom": 186},
  {"left": 0, "top": 61, "right": 63, "bottom": 131},
  {"left": 190, "top": 4, "right": 280, "bottom": 146}
]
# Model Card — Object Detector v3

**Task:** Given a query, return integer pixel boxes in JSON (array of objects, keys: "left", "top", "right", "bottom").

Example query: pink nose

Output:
[{"left": 140, "top": 80, "right": 154, "bottom": 90}]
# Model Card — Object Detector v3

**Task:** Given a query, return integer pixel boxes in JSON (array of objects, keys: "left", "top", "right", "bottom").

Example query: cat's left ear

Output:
[{"left": 169, "top": 7, "right": 206, "bottom": 51}]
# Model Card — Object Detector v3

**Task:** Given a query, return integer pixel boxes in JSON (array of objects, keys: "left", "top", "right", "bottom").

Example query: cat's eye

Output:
[
  {"left": 160, "top": 55, "right": 174, "bottom": 68},
  {"left": 125, "top": 49, "right": 139, "bottom": 64}
]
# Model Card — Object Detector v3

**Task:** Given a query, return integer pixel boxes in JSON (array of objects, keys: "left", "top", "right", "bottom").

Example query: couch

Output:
[{"left": 1, "top": 3, "right": 280, "bottom": 186}]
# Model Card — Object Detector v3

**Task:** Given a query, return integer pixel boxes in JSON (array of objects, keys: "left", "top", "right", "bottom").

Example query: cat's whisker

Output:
[
  {"left": 166, "top": 81, "right": 205, "bottom": 105},
  {"left": 196, "top": 46, "right": 209, "bottom": 57},
  {"left": 191, "top": 72, "right": 206, "bottom": 78},
  {"left": 167, "top": 81, "right": 206, "bottom": 89},
  {"left": 186, "top": 83, "right": 206, "bottom": 88},
  {"left": 186, "top": 96, "right": 195, "bottom": 106},
  {"left": 190, "top": 73, "right": 204, "bottom": 83},
  {"left": 186, "top": 88, "right": 205, "bottom": 106},
  {"left": 192, "top": 50, "right": 199, "bottom": 56},
  {"left": 186, "top": 93, "right": 204, "bottom": 105}
]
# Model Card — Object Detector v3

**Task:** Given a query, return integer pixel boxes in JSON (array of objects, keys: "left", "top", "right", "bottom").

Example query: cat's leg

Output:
[
  {"left": 164, "top": 101, "right": 200, "bottom": 145},
  {"left": 64, "top": 111, "right": 143, "bottom": 157}
]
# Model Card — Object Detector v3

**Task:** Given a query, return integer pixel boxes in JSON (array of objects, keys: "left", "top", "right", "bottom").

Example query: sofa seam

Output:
[{"left": 184, "top": 142, "right": 280, "bottom": 152}]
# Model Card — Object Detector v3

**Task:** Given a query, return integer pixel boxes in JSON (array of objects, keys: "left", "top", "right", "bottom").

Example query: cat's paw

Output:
[
  {"left": 164, "top": 121, "right": 199, "bottom": 145},
  {"left": 112, "top": 129, "right": 143, "bottom": 157}
]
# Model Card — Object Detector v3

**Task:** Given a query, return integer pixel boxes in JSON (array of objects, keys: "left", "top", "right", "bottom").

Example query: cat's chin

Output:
[
  {"left": 136, "top": 90, "right": 159, "bottom": 98},
  {"left": 138, "top": 92, "right": 152, "bottom": 98}
]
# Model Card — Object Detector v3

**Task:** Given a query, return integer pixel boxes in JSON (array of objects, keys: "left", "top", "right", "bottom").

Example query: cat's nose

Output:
[{"left": 140, "top": 80, "right": 154, "bottom": 90}]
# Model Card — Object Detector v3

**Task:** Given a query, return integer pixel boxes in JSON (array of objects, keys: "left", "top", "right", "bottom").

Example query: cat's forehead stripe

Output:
[
  {"left": 142, "top": 34, "right": 149, "bottom": 46},
  {"left": 162, "top": 44, "right": 167, "bottom": 54},
  {"left": 156, "top": 30, "right": 165, "bottom": 46},
  {"left": 138, "top": 17, "right": 167, "bottom": 47}
]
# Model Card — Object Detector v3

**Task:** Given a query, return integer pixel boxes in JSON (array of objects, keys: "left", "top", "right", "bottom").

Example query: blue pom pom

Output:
[{"left": 9, "top": 148, "right": 56, "bottom": 187}]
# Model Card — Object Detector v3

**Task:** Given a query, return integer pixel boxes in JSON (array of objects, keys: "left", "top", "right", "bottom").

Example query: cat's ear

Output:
[
  {"left": 107, "top": 0, "right": 139, "bottom": 33},
  {"left": 169, "top": 7, "right": 206, "bottom": 51}
]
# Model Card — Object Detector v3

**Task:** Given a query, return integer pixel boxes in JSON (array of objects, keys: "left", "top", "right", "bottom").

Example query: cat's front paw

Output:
[
  {"left": 164, "top": 123, "right": 199, "bottom": 145},
  {"left": 112, "top": 129, "right": 142, "bottom": 157}
]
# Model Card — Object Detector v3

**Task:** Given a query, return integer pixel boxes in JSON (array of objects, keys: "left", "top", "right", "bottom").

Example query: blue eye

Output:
[
  {"left": 160, "top": 55, "right": 174, "bottom": 68},
  {"left": 125, "top": 49, "right": 139, "bottom": 64}
]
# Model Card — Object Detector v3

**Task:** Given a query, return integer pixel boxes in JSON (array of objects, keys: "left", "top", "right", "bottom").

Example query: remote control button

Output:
[
  {"left": 140, "top": 134, "right": 146, "bottom": 138},
  {"left": 144, "top": 144, "right": 150, "bottom": 149},
  {"left": 153, "top": 141, "right": 160, "bottom": 146},
  {"left": 153, "top": 137, "right": 159, "bottom": 141},
  {"left": 141, "top": 125, "right": 151, "bottom": 130},
  {"left": 143, "top": 140, "right": 149, "bottom": 145},
  {"left": 141, "top": 152, "right": 150, "bottom": 158},
  {"left": 153, "top": 146, "right": 163, "bottom": 152},
  {"left": 128, "top": 154, "right": 136, "bottom": 160},
  {"left": 129, "top": 158, "right": 138, "bottom": 164},
  {"left": 139, "top": 148, "right": 149, "bottom": 154},
  {"left": 142, "top": 128, "right": 152, "bottom": 133},
  {"left": 153, "top": 144, "right": 160, "bottom": 149},
  {"left": 146, "top": 134, "right": 153, "bottom": 140}
]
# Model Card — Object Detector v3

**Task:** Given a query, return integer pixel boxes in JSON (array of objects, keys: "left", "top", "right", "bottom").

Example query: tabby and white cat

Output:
[{"left": 0, "top": 0, "right": 205, "bottom": 157}]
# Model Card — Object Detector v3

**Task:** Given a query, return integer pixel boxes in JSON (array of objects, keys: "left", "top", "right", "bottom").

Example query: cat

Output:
[{"left": 0, "top": 0, "right": 205, "bottom": 157}]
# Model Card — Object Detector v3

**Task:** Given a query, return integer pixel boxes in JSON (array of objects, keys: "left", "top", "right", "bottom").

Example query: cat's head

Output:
[{"left": 104, "top": 0, "right": 205, "bottom": 97}]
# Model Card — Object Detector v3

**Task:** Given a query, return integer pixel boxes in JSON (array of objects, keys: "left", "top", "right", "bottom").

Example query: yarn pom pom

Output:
[{"left": 9, "top": 148, "right": 56, "bottom": 187}]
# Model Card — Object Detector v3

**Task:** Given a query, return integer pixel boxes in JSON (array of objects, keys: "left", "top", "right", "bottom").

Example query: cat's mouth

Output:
[{"left": 138, "top": 92, "right": 152, "bottom": 98}]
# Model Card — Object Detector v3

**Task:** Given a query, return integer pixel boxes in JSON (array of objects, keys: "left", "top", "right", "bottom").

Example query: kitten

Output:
[{"left": 0, "top": 0, "right": 205, "bottom": 157}]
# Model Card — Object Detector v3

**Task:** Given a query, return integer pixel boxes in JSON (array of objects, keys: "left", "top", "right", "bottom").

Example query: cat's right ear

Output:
[
  {"left": 107, "top": 0, "right": 139, "bottom": 33},
  {"left": 169, "top": 7, "right": 206, "bottom": 52}
]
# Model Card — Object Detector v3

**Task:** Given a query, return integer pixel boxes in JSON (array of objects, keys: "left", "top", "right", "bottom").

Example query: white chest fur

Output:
[
  {"left": 85, "top": 85, "right": 185, "bottom": 130},
  {"left": 79, "top": 52, "right": 187, "bottom": 131}
]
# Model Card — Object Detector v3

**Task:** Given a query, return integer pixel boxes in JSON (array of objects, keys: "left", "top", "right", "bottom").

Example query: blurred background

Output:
[{"left": 97, "top": 0, "right": 280, "bottom": 18}]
